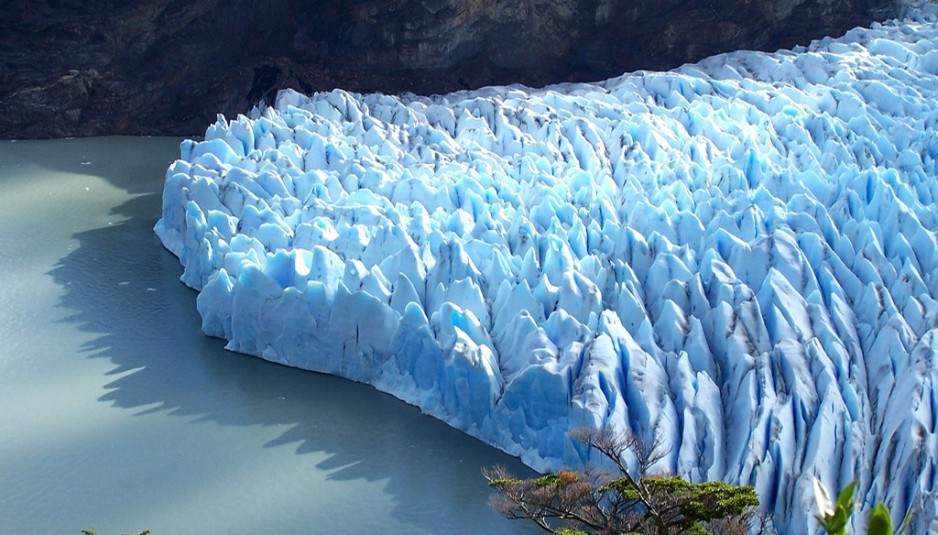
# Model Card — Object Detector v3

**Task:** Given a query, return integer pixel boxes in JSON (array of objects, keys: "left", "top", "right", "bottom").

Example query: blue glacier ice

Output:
[{"left": 156, "top": 4, "right": 938, "bottom": 532}]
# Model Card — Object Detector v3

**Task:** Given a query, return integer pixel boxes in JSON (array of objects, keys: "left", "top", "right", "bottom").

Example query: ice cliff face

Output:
[{"left": 156, "top": 5, "right": 938, "bottom": 532}]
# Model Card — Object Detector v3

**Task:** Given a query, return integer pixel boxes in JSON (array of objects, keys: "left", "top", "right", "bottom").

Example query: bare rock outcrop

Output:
[{"left": 0, "top": 0, "right": 894, "bottom": 138}]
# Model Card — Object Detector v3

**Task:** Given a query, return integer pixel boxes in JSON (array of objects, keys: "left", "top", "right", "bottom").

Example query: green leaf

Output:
[
  {"left": 828, "top": 508, "right": 849, "bottom": 534},
  {"left": 867, "top": 504, "right": 893, "bottom": 535},
  {"left": 835, "top": 480, "right": 857, "bottom": 512}
]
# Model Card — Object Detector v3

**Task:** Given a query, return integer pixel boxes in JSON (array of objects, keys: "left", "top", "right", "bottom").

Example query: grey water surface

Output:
[{"left": 0, "top": 137, "right": 537, "bottom": 534}]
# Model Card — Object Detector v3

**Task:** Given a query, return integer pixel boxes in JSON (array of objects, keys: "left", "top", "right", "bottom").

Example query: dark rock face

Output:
[{"left": 0, "top": 0, "right": 894, "bottom": 139}]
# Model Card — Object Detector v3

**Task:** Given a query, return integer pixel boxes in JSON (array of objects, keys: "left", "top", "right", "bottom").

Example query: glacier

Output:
[{"left": 156, "top": 4, "right": 938, "bottom": 532}]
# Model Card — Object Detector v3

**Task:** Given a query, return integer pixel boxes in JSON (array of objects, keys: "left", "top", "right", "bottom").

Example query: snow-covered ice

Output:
[{"left": 156, "top": 5, "right": 938, "bottom": 532}]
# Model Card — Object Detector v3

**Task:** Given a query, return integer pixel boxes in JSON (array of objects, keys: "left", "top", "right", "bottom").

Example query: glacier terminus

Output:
[{"left": 156, "top": 4, "right": 938, "bottom": 532}]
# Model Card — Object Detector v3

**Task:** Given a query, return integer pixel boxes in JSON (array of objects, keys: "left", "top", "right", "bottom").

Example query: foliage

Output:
[
  {"left": 813, "top": 479, "right": 913, "bottom": 535},
  {"left": 484, "top": 427, "right": 765, "bottom": 534},
  {"left": 814, "top": 480, "right": 857, "bottom": 535}
]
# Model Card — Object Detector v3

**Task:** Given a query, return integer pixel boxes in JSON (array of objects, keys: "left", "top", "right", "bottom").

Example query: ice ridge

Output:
[{"left": 156, "top": 6, "right": 938, "bottom": 532}]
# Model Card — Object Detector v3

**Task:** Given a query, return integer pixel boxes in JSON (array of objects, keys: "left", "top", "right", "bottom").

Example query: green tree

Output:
[{"left": 484, "top": 428, "right": 766, "bottom": 534}]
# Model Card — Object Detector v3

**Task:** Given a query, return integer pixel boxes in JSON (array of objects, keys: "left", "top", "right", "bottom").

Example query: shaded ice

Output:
[{"left": 156, "top": 5, "right": 938, "bottom": 532}]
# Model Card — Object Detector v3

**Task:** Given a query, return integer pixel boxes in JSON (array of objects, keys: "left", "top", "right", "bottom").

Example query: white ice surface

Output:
[{"left": 157, "top": 5, "right": 938, "bottom": 532}]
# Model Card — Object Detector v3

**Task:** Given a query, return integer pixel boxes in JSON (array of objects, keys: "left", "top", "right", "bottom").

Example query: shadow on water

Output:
[{"left": 36, "top": 137, "right": 536, "bottom": 533}]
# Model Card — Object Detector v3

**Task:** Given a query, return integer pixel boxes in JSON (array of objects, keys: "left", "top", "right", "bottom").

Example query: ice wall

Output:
[{"left": 156, "top": 5, "right": 938, "bottom": 532}]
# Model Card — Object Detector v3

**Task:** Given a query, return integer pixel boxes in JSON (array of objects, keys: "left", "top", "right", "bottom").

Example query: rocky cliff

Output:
[{"left": 0, "top": 0, "right": 894, "bottom": 138}]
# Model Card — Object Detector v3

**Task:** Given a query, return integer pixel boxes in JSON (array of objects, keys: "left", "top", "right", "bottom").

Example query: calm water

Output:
[{"left": 0, "top": 137, "right": 537, "bottom": 534}]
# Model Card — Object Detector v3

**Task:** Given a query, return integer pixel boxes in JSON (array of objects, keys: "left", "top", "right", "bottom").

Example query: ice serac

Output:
[{"left": 155, "top": 5, "right": 938, "bottom": 533}]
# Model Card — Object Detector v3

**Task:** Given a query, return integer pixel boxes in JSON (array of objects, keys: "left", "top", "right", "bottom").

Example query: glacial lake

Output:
[{"left": 0, "top": 137, "right": 537, "bottom": 534}]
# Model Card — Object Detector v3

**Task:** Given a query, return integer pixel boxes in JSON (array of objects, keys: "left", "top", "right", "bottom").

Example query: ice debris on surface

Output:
[{"left": 156, "top": 5, "right": 938, "bottom": 532}]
